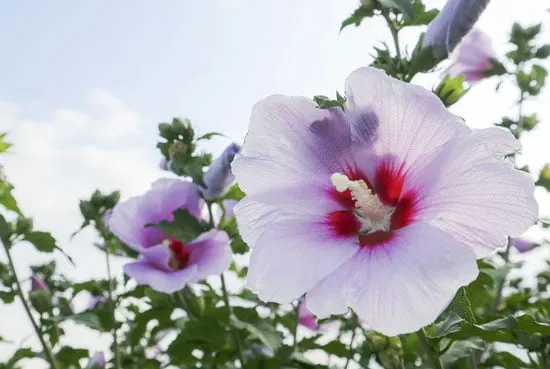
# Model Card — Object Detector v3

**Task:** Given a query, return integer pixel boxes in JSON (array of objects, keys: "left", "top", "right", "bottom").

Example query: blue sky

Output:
[{"left": 1, "top": 0, "right": 549, "bottom": 367}]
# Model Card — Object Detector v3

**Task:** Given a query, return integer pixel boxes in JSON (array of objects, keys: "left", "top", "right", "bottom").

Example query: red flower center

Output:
[
  {"left": 166, "top": 239, "right": 191, "bottom": 270},
  {"left": 326, "top": 160, "right": 417, "bottom": 247}
]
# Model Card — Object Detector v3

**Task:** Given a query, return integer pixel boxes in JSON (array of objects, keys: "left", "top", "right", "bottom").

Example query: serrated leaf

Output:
[
  {"left": 149, "top": 209, "right": 209, "bottom": 243},
  {"left": 340, "top": 5, "right": 375, "bottom": 31},
  {"left": 24, "top": 231, "right": 56, "bottom": 252}
]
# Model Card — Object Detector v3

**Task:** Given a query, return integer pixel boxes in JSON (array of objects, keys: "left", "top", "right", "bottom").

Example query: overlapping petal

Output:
[{"left": 305, "top": 223, "right": 478, "bottom": 336}]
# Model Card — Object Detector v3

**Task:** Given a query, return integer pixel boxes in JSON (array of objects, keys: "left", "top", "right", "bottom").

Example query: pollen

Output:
[{"left": 330, "top": 172, "right": 391, "bottom": 230}]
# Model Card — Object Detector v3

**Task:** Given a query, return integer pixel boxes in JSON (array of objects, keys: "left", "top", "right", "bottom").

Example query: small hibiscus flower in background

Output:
[
  {"left": 512, "top": 238, "right": 535, "bottom": 253},
  {"left": 86, "top": 352, "right": 105, "bottom": 369},
  {"left": 232, "top": 67, "right": 537, "bottom": 335},
  {"left": 446, "top": 29, "right": 504, "bottom": 82},
  {"left": 108, "top": 179, "right": 231, "bottom": 293}
]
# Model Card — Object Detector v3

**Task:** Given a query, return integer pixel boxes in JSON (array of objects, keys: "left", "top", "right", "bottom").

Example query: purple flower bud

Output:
[
  {"left": 103, "top": 209, "right": 113, "bottom": 227},
  {"left": 202, "top": 143, "right": 240, "bottom": 200},
  {"left": 512, "top": 238, "right": 534, "bottom": 253},
  {"left": 423, "top": 0, "right": 491, "bottom": 58},
  {"left": 86, "top": 352, "right": 105, "bottom": 369},
  {"left": 159, "top": 157, "right": 172, "bottom": 171},
  {"left": 30, "top": 275, "right": 49, "bottom": 292}
]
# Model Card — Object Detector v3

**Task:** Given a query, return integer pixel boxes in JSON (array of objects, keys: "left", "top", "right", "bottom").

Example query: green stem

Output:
[
  {"left": 382, "top": 11, "right": 401, "bottom": 60},
  {"left": 467, "top": 352, "right": 479, "bottom": 369},
  {"left": 2, "top": 240, "right": 59, "bottom": 369},
  {"left": 220, "top": 273, "right": 246, "bottom": 368},
  {"left": 291, "top": 300, "right": 300, "bottom": 350},
  {"left": 490, "top": 239, "right": 512, "bottom": 314},
  {"left": 416, "top": 329, "right": 443, "bottom": 369},
  {"left": 104, "top": 250, "right": 121, "bottom": 369},
  {"left": 343, "top": 329, "right": 357, "bottom": 369}
]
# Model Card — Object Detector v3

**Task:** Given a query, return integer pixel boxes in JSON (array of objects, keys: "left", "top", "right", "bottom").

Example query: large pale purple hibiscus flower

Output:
[
  {"left": 232, "top": 67, "right": 538, "bottom": 335},
  {"left": 108, "top": 179, "right": 231, "bottom": 293}
]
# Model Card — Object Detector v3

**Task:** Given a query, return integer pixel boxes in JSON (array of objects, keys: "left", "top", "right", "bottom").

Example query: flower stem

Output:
[
  {"left": 220, "top": 273, "right": 246, "bottom": 368},
  {"left": 490, "top": 239, "right": 512, "bottom": 313},
  {"left": 1, "top": 240, "right": 59, "bottom": 369},
  {"left": 104, "top": 250, "right": 121, "bottom": 369},
  {"left": 291, "top": 301, "right": 300, "bottom": 350},
  {"left": 343, "top": 328, "right": 357, "bottom": 369},
  {"left": 382, "top": 11, "right": 401, "bottom": 60},
  {"left": 416, "top": 329, "right": 443, "bottom": 369}
]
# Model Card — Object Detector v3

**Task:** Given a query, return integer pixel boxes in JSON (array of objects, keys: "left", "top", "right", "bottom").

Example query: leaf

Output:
[
  {"left": 440, "top": 338, "right": 484, "bottom": 367},
  {"left": 378, "top": 0, "right": 415, "bottom": 20},
  {"left": 0, "top": 181, "right": 20, "bottom": 214},
  {"left": 449, "top": 287, "right": 476, "bottom": 323},
  {"left": 402, "top": 1, "right": 438, "bottom": 26},
  {"left": 0, "top": 133, "right": 11, "bottom": 154},
  {"left": 230, "top": 316, "right": 283, "bottom": 352},
  {"left": 340, "top": 5, "right": 375, "bottom": 31},
  {"left": 483, "top": 352, "right": 534, "bottom": 368},
  {"left": 0, "top": 214, "right": 11, "bottom": 243},
  {"left": 222, "top": 184, "right": 245, "bottom": 201},
  {"left": 535, "top": 164, "right": 550, "bottom": 191},
  {"left": 231, "top": 235, "right": 249, "bottom": 255},
  {"left": 24, "top": 231, "right": 56, "bottom": 253},
  {"left": 149, "top": 209, "right": 209, "bottom": 243},
  {"left": 55, "top": 346, "right": 89, "bottom": 367},
  {"left": 60, "top": 311, "right": 105, "bottom": 331},
  {"left": 196, "top": 132, "right": 225, "bottom": 141},
  {"left": 6, "top": 348, "right": 35, "bottom": 366}
]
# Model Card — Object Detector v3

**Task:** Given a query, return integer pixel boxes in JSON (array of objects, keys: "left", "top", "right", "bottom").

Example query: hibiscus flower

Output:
[{"left": 232, "top": 67, "right": 537, "bottom": 335}]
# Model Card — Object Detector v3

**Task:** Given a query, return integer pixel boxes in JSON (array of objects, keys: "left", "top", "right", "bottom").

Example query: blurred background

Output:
[{"left": 0, "top": 0, "right": 549, "bottom": 367}]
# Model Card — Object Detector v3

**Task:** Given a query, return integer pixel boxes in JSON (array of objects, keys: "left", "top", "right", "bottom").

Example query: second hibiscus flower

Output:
[{"left": 232, "top": 67, "right": 538, "bottom": 336}]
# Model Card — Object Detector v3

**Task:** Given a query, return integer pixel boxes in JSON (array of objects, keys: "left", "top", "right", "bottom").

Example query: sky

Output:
[{"left": 0, "top": 0, "right": 549, "bottom": 368}]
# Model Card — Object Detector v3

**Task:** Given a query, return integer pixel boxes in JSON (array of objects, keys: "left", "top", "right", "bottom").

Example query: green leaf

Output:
[
  {"left": 440, "top": 338, "right": 484, "bottom": 367},
  {"left": 196, "top": 132, "right": 225, "bottom": 141},
  {"left": 0, "top": 181, "right": 20, "bottom": 214},
  {"left": 535, "top": 164, "right": 550, "bottom": 191},
  {"left": 449, "top": 287, "right": 476, "bottom": 323},
  {"left": 340, "top": 5, "right": 375, "bottom": 31},
  {"left": 378, "top": 0, "right": 415, "bottom": 20},
  {"left": 55, "top": 346, "right": 89, "bottom": 367},
  {"left": 61, "top": 311, "right": 105, "bottom": 331},
  {"left": 230, "top": 235, "right": 249, "bottom": 255},
  {"left": 230, "top": 316, "right": 283, "bottom": 352},
  {"left": 0, "top": 214, "right": 11, "bottom": 243},
  {"left": 402, "top": 1, "right": 438, "bottom": 26},
  {"left": 0, "top": 133, "right": 11, "bottom": 154},
  {"left": 149, "top": 209, "right": 209, "bottom": 243},
  {"left": 222, "top": 184, "right": 245, "bottom": 201},
  {"left": 6, "top": 348, "right": 35, "bottom": 366},
  {"left": 483, "top": 351, "right": 534, "bottom": 368},
  {"left": 24, "top": 231, "right": 56, "bottom": 252}
]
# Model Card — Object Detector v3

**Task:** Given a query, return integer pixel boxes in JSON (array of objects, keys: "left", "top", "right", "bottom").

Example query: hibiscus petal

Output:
[
  {"left": 232, "top": 97, "right": 354, "bottom": 197},
  {"left": 187, "top": 230, "right": 232, "bottom": 279},
  {"left": 108, "top": 179, "right": 202, "bottom": 250},
  {"left": 305, "top": 223, "right": 478, "bottom": 336},
  {"left": 124, "top": 260, "right": 198, "bottom": 294},
  {"left": 246, "top": 219, "right": 359, "bottom": 304},
  {"left": 411, "top": 128, "right": 538, "bottom": 257},
  {"left": 345, "top": 67, "right": 469, "bottom": 172}
]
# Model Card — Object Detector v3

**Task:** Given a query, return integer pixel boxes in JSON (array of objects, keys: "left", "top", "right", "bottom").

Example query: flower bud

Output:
[
  {"left": 86, "top": 352, "right": 105, "bottom": 369},
  {"left": 30, "top": 275, "right": 49, "bottom": 292},
  {"left": 202, "top": 143, "right": 240, "bottom": 200},
  {"left": 423, "top": 0, "right": 491, "bottom": 58},
  {"left": 512, "top": 238, "right": 534, "bottom": 253}
]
